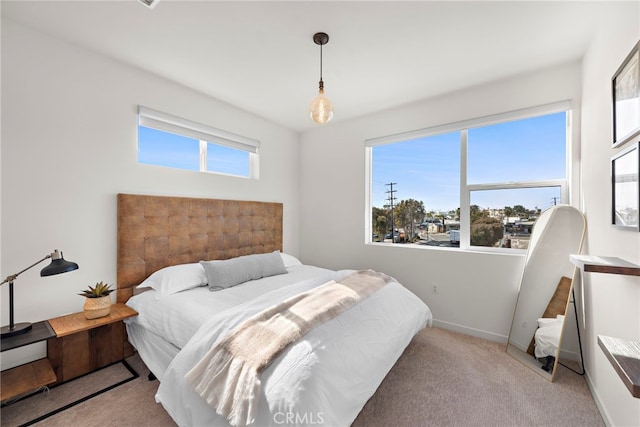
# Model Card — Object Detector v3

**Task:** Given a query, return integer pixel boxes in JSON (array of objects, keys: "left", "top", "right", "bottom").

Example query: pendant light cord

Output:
[{"left": 319, "top": 43, "right": 324, "bottom": 85}]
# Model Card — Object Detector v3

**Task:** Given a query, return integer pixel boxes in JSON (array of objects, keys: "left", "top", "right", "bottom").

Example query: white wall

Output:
[
  {"left": 3, "top": 4, "right": 639, "bottom": 425},
  {"left": 0, "top": 20, "right": 300, "bottom": 369},
  {"left": 299, "top": 61, "right": 583, "bottom": 342},
  {"left": 580, "top": 4, "right": 640, "bottom": 425},
  {"left": 299, "top": 4, "right": 640, "bottom": 424}
]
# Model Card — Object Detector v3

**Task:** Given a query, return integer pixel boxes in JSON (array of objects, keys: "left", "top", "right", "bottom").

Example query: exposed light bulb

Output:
[
  {"left": 310, "top": 32, "right": 333, "bottom": 125},
  {"left": 310, "top": 86, "right": 334, "bottom": 125}
]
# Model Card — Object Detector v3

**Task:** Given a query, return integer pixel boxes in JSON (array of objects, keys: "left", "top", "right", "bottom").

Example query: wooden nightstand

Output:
[
  {"left": 47, "top": 303, "right": 137, "bottom": 385},
  {"left": 1, "top": 321, "right": 57, "bottom": 402}
]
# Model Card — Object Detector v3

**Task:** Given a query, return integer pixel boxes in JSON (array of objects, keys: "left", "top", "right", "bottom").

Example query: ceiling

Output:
[{"left": 1, "top": 1, "right": 618, "bottom": 133}]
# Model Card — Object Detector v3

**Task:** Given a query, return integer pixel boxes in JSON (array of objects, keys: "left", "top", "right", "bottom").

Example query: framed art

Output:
[
  {"left": 612, "top": 41, "right": 640, "bottom": 148},
  {"left": 611, "top": 142, "right": 639, "bottom": 230}
]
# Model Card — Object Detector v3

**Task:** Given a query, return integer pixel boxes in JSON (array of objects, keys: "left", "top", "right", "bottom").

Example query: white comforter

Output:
[
  {"left": 135, "top": 267, "right": 431, "bottom": 427},
  {"left": 534, "top": 315, "right": 564, "bottom": 359},
  {"left": 127, "top": 266, "right": 339, "bottom": 353}
]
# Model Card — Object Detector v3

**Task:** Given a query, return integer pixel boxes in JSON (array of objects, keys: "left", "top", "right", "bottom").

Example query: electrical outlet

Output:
[{"left": 432, "top": 284, "right": 439, "bottom": 294}]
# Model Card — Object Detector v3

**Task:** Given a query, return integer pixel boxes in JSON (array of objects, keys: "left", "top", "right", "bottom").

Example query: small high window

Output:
[{"left": 137, "top": 107, "right": 259, "bottom": 179}]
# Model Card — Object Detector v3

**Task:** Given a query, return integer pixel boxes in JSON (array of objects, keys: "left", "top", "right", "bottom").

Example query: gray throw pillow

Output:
[{"left": 200, "top": 251, "right": 287, "bottom": 291}]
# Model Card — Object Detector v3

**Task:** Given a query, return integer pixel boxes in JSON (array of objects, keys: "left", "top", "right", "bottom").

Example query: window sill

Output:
[{"left": 365, "top": 241, "right": 526, "bottom": 257}]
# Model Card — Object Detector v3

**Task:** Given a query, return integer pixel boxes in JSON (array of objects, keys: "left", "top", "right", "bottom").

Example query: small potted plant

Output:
[{"left": 79, "top": 281, "right": 114, "bottom": 319}]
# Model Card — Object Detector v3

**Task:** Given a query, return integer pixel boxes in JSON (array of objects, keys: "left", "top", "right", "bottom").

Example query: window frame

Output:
[
  {"left": 365, "top": 100, "right": 572, "bottom": 252},
  {"left": 138, "top": 106, "right": 260, "bottom": 179}
]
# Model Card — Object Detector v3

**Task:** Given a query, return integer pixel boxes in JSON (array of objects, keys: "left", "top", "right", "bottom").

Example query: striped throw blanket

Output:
[{"left": 185, "top": 269, "right": 393, "bottom": 426}]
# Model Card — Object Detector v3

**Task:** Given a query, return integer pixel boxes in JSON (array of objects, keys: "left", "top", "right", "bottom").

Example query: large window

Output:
[
  {"left": 367, "top": 102, "right": 570, "bottom": 251},
  {"left": 138, "top": 107, "right": 259, "bottom": 178}
]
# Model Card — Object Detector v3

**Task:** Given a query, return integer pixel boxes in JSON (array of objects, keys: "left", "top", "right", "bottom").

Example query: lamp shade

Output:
[{"left": 40, "top": 250, "right": 79, "bottom": 277}]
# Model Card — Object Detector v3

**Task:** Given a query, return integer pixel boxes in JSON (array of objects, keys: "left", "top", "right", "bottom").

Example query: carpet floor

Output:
[
  {"left": 1, "top": 361, "right": 138, "bottom": 427},
  {"left": 0, "top": 327, "right": 604, "bottom": 427},
  {"left": 353, "top": 327, "right": 603, "bottom": 427}
]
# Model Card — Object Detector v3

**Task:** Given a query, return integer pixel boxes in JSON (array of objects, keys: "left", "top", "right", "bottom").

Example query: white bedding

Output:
[
  {"left": 126, "top": 265, "right": 337, "bottom": 350},
  {"left": 126, "top": 322, "right": 178, "bottom": 382},
  {"left": 126, "top": 265, "right": 432, "bottom": 427},
  {"left": 534, "top": 315, "right": 564, "bottom": 359}
]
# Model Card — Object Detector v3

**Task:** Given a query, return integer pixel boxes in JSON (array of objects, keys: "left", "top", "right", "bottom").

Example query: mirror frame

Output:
[{"left": 506, "top": 205, "right": 586, "bottom": 381}]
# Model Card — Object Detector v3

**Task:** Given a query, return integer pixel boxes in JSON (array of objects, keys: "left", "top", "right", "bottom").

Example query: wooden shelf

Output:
[
  {"left": 570, "top": 255, "right": 640, "bottom": 276},
  {"left": 0, "top": 358, "right": 56, "bottom": 402},
  {"left": 1, "top": 304, "right": 139, "bottom": 399},
  {"left": 572, "top": 255, "right": 640, "bottom": 398},
  {"left": 47, "top": 303, "right": 138, "bottom": 384},
  {"left": 598, "top": 335, "right": 640, "bottom": 398},
  {"left": 1, "top": 321, "right": 56, "bottom": 352},
  {"left": 48, "top": 303, "right": 137, "bottom": 337}
]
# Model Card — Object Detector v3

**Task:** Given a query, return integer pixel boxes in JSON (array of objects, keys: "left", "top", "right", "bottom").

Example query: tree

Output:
[
  {"left": 503, "top": 206, "right": 514, "bottom": 218},
  {"left": 371, "top": 206, "right": 389, "bottom": 240},
  {"left": 470, "top": 204, "right": 488, "bottom": 224},
  {"left": 470, "top": 216, "right": 503, "bottom": 247},
  {"left": 395, "top": 199, "right": 425, "bottom": 241},
  {"left": 512, "top": 204, "right": 528, "bottom": 217}
]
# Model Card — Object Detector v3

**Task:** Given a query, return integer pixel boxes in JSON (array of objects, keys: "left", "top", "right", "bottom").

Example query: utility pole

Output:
[
  {"left": 551, "top": 197, "right": 559, "bottom": 206},
  {"left": 385, "top": 182, "right": 397, "bottom": 243}
]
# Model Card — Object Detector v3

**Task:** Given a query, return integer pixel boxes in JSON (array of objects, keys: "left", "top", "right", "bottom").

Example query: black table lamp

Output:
[{"left": 1, "top": 249, "right": 79, "bottom": 338}]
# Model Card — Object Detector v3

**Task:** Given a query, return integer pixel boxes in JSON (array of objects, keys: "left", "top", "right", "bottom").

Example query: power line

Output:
[{"left": 386, "top": 182, "right": 397, "bottom": 243}]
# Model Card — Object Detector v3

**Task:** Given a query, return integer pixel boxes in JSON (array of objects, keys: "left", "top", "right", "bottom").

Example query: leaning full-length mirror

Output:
[{"left": 506, "top": 205, "right": 586, "bottom": 381}]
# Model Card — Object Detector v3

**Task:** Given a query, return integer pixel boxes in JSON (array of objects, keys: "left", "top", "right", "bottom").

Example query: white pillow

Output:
[
  {"left": 137, "top": 263, "right": 208, "bottom": 299},
  {"left": 280, "top": 252, "right": 303, "bottom": 268}
]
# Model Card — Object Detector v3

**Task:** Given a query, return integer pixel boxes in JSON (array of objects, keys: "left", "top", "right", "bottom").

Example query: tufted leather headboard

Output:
[{"left": 116, "top": 193, "right": 283, "bottom": 303}]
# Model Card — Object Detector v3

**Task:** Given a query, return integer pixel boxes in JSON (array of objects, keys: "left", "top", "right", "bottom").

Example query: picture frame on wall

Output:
[
  {"left": 612, "top": 41, "right": 640, "bottom": 148},
  {"left": 611, "top": 142, "right": 639, "bottom": 231}
]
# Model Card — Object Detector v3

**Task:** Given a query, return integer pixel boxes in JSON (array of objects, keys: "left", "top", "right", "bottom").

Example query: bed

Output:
[{"left": 117, "top": 193, "right": 432, "bottom": 427}]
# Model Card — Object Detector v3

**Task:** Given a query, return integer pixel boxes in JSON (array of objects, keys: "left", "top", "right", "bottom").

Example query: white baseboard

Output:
[
  {"left": 432, "top": 319, "right": 508, "bottom": 343},
  {"left": 558, "top": 347, "right": 580, "bottom": 362},
  {"left": 585, "top": 372, "right": 612, "bottom": 427},
  {"left": 432, "top": 320, "right": 582, "bottom": 362}
]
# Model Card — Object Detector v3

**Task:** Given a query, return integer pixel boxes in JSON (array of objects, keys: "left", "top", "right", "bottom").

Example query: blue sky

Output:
[
  {"left": 138, "top": 127, "right": 200, "bottom": 171},
  {"left": 140, "top": 113, "right": 566, "bottom": 212},
  {"left": 138, "top": 126, "right": 250, "bottom": 176},
  {"left": 372, "top": 112, "right": 566, "bottom": 213}
]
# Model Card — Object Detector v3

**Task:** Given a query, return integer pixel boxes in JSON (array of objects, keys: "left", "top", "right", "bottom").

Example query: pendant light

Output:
[{"left": 310, "top": 32, "right": 334, "bottom": 125}]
